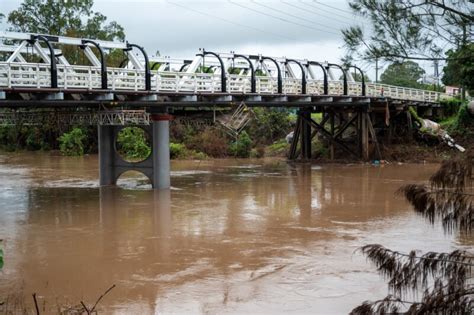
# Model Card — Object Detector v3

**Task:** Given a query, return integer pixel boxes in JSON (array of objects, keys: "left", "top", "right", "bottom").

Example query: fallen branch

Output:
[
  {"left": 80, "top": 284, "right": 116, "bottom": 315},
  {"left": 32, "top": 293, "right": 40, "bottom": 315}
]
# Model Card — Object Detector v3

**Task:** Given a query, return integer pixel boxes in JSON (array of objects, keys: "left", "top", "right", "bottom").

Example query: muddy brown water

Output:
[{"left": 0, "top": 152, "right": 467, "bottom": 314}]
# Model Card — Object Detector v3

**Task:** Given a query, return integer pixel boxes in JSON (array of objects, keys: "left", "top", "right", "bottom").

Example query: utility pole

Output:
[{"left": 433, "top": 59, "right": 439, "bottom": 91}]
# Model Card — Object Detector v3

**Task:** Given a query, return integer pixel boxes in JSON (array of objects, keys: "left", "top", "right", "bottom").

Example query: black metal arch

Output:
[
  {"left": 233, "top": 54, "right": 256, "bottom": 93},
  {"left": 81, "top": 39, "right": 107, "bottom": 90},
  {"left": 30, "top": 35, "right": 57, "bottom": 88},
  {"left": 326, "top": 63, "right": 347, "bottom": 95},
  {"left": 260, "top": 56, "right": 282, "bottom": 94},
  {"left": 349, "top": 65, "right": 366, "bottom": 96},
  {"left": 125, "top": 43, "right": 151, "bottom": 91},
  {"left": 198, "top": 50, "right": 227, "bottom": 93},
  {"left": 286, "top": 59, "right": 306, "bottom": 94},
  {"left": 307, "top": 61, "right": 328, "bottom": 95}
]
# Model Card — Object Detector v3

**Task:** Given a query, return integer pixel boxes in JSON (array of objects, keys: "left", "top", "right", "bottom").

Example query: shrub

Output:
[
  {"left": 248, "top": 108, "right": 292, "bottom": 144},
  {"left": 266, "top": 139, "right": 289, "bottom": 157},
  {"left": 440, "top": 97, "right": 463, "bottom": 117},
  {"left": 116, "top": 127, "right": 151, "bottom": 161},
  {"left": 170, "top": 142, "right": 187, "bottom": 159},
  {"left": 170, "top": 142, "right": 207, "bottom": 159},
  {"left": 58, "top": 127, "right": 86, "bottom": 156},
  {"left": 229, "top": 131, "right": 253, "bottom": 158},
  {"left": 187, "top": 127, "right": 229, "bottom": 157}
]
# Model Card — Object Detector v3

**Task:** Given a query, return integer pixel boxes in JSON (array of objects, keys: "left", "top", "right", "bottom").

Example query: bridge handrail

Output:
[{"left": 0, "top": 61, "right": 448, "bottom": 102}]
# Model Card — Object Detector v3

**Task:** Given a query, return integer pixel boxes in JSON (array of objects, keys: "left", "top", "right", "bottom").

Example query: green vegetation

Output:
[
  {"left": 379, "top": 61, "right": 426, "bottom": 89},
  {"left": 229, "top": 131, "right": 253, "bottom": 158},
  {"left": 58, "top": 127, "right": 87, "bottom": 156},
  {"left": 170, "top": 142, "right": 207, "bottom": 160},
  {"left": 441, "top": 103, "right": 473, "bottom": 134},
  {"left": 266, "top": 139, "right": 289, "bottom": 157},
  {"left": 442, "top": 43, "right": 474, "bottom": 96},
  {"left": 440, "top": 97, "right": 464, "bottom": 118},
  {"left": 116, "top": 127, "right": 151, "bottom": 161}
]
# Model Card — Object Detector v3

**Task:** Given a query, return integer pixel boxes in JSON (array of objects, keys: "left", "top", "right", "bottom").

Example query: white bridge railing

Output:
[{"left": 0, "top": 62, "right": 446, "bottom": 103}]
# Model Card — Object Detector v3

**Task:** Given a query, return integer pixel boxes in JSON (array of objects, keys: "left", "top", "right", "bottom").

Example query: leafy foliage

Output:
[
  {"left": 7, "top": 0, "right": 125, "bottom": 40},
  {"left": 248, "top": 108, "right": 292, "bottom": 145},
  {"left": 7, "top": 0, "right": 125, "bottom": 66},
  {"left": 352, "top": 156, "right": 474, "bottom": 313},
  {"left": 342, "top": 0, "right": 473, "bottom": 61},
  {"left": 380, "top": 61, "right": 425, "bottom": 88},
  {"left": 186, "top": 126, "right": 229, "bottom": 157},
  {"left": 116, "top": 127, "right": 151, "bottom": 161},
  {"left": 58, "top": 127, "right": 86, "bottom": 156},
  {"left": 169, "top": 142, "right": 206, "bottom": 160},
  {"left": 229, "top": 131, "right": 252, "bottom": 158},
  {"left": 442, "top": 43, "right": 474, "bottom": 95}
]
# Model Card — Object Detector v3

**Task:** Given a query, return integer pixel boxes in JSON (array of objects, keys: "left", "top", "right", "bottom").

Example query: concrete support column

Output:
[
  {"left": 98, "top": 125, "right": 116, "bottom": 186},
  {"left": 151, "top": 114, "right": 172, "bottom": 189}
]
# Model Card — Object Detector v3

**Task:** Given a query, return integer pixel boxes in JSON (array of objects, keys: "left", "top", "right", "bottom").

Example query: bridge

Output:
[{"left": 0, "top": 31, "right": 447, "bottom": 189}]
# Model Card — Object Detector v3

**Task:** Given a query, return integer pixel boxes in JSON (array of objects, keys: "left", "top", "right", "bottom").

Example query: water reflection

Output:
[{"left": 0, "top": 156, "right": 460, "bottom": 314}]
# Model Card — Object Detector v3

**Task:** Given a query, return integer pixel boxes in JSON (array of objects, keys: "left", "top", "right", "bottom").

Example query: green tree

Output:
[
  {"left": 229, "top": 131, "right": 253, "bottom": 158},
  {"left": 58, "top": 127, "right": 86, "bottom": 156},
  {"left": 7, "top": 0, "right": 125, "bottom": 65},
  {"left": 351, "top": 158, "right": 474, "bottom": 313},
  {"left": 442, "top": 43, "right": 474, "bottom": 95},
  {"left": 379, "top": 61, "right": 425, "bottom": 88},
  {"left": 7, "top": 0, "right": 124, "bottom": 40},
  {"left": 342, "top": 0, "right": 472, "bottom": 62}
]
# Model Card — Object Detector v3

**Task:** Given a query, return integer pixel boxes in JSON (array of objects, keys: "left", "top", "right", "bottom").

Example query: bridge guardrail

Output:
[{"left": 0, "top": 62, "right": 447, "bottom": 102}]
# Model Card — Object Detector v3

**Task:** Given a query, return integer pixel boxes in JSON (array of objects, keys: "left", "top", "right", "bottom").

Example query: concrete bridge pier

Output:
[
  {"left": 151, "top": 113, "right": 171, "bottom": 189},
  {"left": 98, "top": 113, "right": 172, "bottom": 189}
]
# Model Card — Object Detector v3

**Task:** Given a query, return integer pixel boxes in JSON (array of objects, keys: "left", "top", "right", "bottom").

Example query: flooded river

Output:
[{"left": 0, "top": 153, "right": 464, "bottom": 314}]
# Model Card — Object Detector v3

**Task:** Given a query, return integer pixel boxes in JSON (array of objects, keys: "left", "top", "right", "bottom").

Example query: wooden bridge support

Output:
[
  {"left": 98, "top": 113, "right": 171, "bottom": 189},
  {"left": 289, "top": 107, "right": 381, "bottom": 162}
]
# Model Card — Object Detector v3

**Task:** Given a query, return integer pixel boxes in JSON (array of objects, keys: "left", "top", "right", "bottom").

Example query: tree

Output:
[
  {"left": 351, "top": 157, "right": 474, "bottom": 314},
  {"left": 7, "top": 0, "right": 125, "bottom": 65},
  {"left": 379, "top": 61, "right": 425, "bottom": 88},
  {"left": 442, "top": 43, "right": 474, "bottom": 95},
  {"left": 342, "top": 0, "right": 473, "bottom": 62},
  {"left": 7, "top": 0, "right": 124, "bottom": 41}
]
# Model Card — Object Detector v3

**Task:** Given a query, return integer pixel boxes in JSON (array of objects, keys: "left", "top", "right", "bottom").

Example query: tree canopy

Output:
[
  {"left": 342, "top": 0, "right": 473, "bottom": 62},
  {"left": 7, "top": 0, "right": 125, "bottom": 41},
  {"left": 442, "top": 43, "right": 474, "bottom": 95},
  {"left": 379, "top": 61, "right": 425, "bottom": 88}
]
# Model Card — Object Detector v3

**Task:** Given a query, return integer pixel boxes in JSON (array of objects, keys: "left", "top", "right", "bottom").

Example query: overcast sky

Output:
[{"left": 0, "top": 0, "right": 402, "bottom": 79}]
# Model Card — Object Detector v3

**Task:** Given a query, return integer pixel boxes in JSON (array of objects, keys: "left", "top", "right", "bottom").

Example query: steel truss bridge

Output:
[{"left": 0, "top": 31, "right": 447, "bottom": 189}]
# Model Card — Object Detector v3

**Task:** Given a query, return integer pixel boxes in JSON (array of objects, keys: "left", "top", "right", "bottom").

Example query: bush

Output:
[
  {"left": 58, "top": 127, "right": 87, "bottom": 156},
  {"left": 187, "top": 127, "right": 229, "bottom": 157},
  {"left": 248, "top": 108, "right": 292, "bottom": 145},
  {"left": 229, "top": 131, "right": 253, "bottom": 158},
  {"left": 116, "top": 127, "right": 151, "bottom": 161},
  {"left": 170, "top": 142, "right": 207, "bottom": 159},
  {"left": 440, "top": 97, "right": 464, "bottom": 117},
  {"left": 266, "top": 139, "right": 289, "bottom": 157}
]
